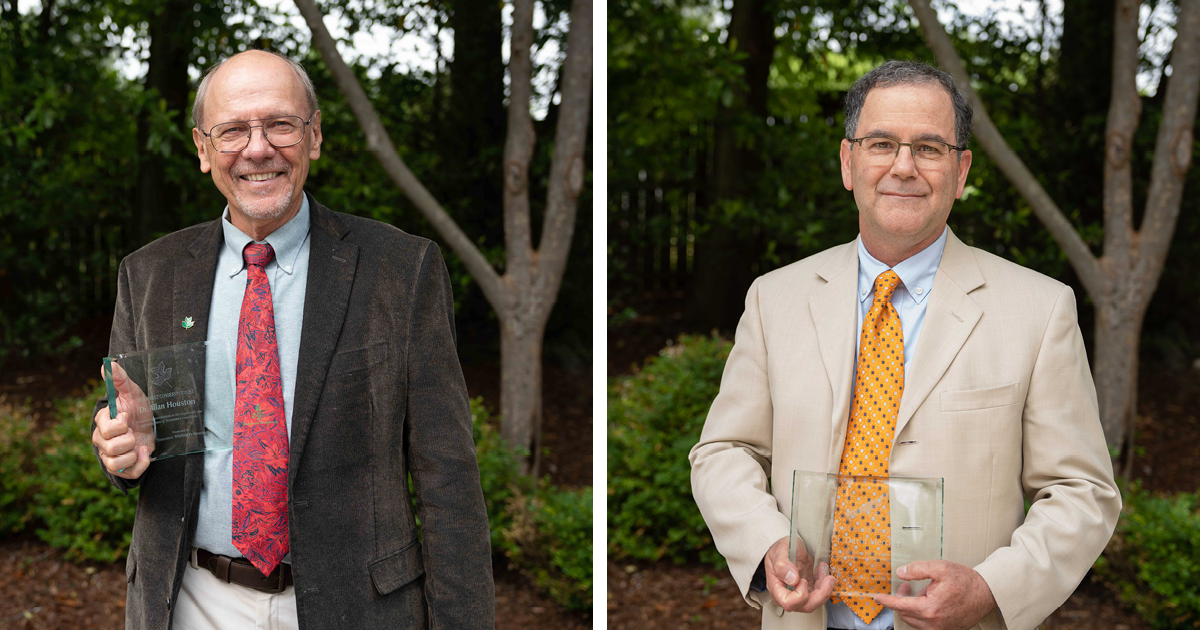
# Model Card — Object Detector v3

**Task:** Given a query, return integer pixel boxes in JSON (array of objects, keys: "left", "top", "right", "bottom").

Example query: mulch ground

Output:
[
  {"left": 0, "top": 539, "right": 588, "bottom": 629},
  {"left": 606, "top": 559, "right": 1147, "bottom": 630},
  {"left": 0, "top": 319, "right": 592, "bottom": 628},
  {"left": 607, "top": 293, "right": 1200, "bottom": 629}
]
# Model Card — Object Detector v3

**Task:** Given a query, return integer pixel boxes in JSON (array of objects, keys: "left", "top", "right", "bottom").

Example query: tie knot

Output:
[
  {"left": 874, "top": 270, "right": 902, "bottom": 301},
  {"left": 243, "top": 243, "right": 275, "bottom": 268}
]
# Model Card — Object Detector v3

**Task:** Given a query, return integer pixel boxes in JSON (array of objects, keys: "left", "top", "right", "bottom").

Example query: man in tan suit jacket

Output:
[{"left": 689, "top": 61, "right": 1120, "bottom": 630}]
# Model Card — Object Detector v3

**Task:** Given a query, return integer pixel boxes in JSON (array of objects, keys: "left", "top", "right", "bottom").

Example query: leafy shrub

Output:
[
  {"left": 29, "top": 394, "right": 139, "bottom": 562},
  {"left": 470, "top": 398, "right": 524, "bottom": 551},
  {"left": 608, "top": 334, "right": 731, "bottom": 566},
  {"left": 1096, "top": 482, "right": 1200, "bottom": 629},
  {"left": 3, "top": 392, "right": 592, "bottom": 610},
  {"left": 0, "top": 399, "right": 38, "bottom": 535},
  {"left": 500, "top": 485, "right": 593, "bottom": 610}
]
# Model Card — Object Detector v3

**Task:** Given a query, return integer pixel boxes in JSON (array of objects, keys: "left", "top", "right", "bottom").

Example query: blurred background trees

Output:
[
  {"left": 608, "top": 1, "right": 1200, "bottom": 624},
  {"left": 0, "top": 0, "right": 593, "bottom": 411},
  {"left": 0, "top": 0, "right": 592, "bottom": 617},
  {"left": 608, "top": 0, "right": 1200, "bottom": 451}
]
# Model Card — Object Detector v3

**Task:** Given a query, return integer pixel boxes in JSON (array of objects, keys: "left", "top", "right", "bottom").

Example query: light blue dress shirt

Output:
[
  {"left": 193, "top": 196, "right": 311, "bottom": 563},
  {"left": 826, "top": 226, "right": 948, "bottom": 630}
]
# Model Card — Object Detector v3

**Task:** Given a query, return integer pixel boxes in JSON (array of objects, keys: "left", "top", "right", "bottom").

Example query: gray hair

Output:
[
  {"left": 843, "top": 60, "right": 973, "bottom": 149},
  {"left": 192, "top": 50, "right": 319, "bottom": 129}
]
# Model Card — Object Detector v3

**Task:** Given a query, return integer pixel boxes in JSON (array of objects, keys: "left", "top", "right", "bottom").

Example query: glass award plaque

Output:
[
  {"left": 789, "top": 470, "right": 943, "bottom": 596},
  {"left": 102, "top": 340, "right": 234, "bottom": 461}
]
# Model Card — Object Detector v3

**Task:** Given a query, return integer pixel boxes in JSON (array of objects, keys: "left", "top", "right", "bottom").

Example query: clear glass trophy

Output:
[
  {"left": 102, "top": 340, "right": 234, "bottom": 461},
  {"left": 789, "top": 470, "right": 943, "bottom": 596}
]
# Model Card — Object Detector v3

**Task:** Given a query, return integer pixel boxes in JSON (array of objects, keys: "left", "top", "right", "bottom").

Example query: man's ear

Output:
[
  {"left": 840, "top": 139, "right": 854, "bottom": 191},
  {"left": 192, "top": 128, "right": 211, "bottom": 173},
  {"left": 954, "top": 149, "right": 973, "bottom": 198},
  {"left": 308, "top": 110, "right": 322, "bottom": 161}
]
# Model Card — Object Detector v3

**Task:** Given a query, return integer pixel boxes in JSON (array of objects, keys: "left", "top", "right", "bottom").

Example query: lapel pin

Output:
[{"left": 181, "top": 317, "right": 195, "bottom": 329}]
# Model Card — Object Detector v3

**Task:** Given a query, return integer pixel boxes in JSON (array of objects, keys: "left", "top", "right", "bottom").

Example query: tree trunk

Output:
[
  {"left": 1093, "top": 302, "right": 1143, "bottom": 447},
  {"left": 444, "top": 0, "right": 505, "bottom": 237},
  {"left": 499, "top": 319, "right": 543, "bottom": 458},
  {"left": 294, "top": 0, "right": 591, "bottom": 466},
  {"left": 691, "top": 0, "right": 775, "bottom": 332},
  {"left": 910, "top": 0, "right": 1200, "bottom": 466},
  {"left": 136, "top": 0, "right": 191, "bottom": 242}
]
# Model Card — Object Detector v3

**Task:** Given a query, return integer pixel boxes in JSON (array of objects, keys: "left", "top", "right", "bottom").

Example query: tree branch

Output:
[
  {"left": 293, "top": 0, "right": 507, "bottom": 311},
  {"left": 1101, "top": 0, "right": 1141, "bottom": 273},
  {"left": 909, "top": 0, "right": 1106, "bottom": 298},
  {"left": 503, "top": 0, "right": 536, "bottom": 308},
  {"left": 1138, "top": 0, "right": 1200, "bottom": 277},
  {"left": 534, "top": 0, "right": 592, "bottom": 326}
]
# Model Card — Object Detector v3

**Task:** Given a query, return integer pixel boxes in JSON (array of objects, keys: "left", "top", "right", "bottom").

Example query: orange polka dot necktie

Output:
[{"left": 830, "top": 270, "right": 904, "bottom": 622}]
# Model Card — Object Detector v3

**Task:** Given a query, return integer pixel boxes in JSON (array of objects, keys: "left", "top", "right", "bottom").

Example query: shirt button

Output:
[{"left": 914, "top": 287, "right": 923, "bottom": 295}]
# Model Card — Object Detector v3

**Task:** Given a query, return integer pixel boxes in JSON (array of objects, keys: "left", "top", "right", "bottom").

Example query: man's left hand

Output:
[{"left": 873, "top": 560, "right": 997, "bottom": 630}]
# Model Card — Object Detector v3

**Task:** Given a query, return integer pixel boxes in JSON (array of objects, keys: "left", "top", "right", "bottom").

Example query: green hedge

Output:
[
  {"left": 0, "top": 395, "right": 137, "bottom": 561},
  {"left": 607, "top": 334, "right": 731, "bottom": 566},
  {"left": 0, "top": 392, "right": 591, "bottom": 611},
  {"left": 472, "top": 400, "right": 593, "bottom": 610},
  {"left": 1096, "top": 482, "right": 1200, "bottom": 629}
]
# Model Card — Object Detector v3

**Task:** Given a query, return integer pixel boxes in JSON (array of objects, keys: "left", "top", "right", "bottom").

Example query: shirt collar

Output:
[
  {"left": 221, "top": 193, "right": 311, "bottom": 278},
  {"left": 857, "top": 225, "right": 948, "bottom": 306}
]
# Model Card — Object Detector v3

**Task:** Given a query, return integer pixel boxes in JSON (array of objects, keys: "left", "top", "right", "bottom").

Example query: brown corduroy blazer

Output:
[
  {"left": 690, "top": 229, "right": 1120, "bottom": 630},
  {"left": 92, "top": 193, "right": 494, "bottom": 629}
]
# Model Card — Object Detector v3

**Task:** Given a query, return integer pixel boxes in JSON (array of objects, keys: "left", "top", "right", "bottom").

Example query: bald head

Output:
[{"left": 192, "top": 50, "right": 318, "bottom": 130}]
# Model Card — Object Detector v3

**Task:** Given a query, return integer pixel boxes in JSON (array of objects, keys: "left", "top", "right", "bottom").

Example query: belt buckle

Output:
[
  {"left": 255, "top": 562, "right": 287, "bottom": 594},
  {"left": 267, "top": 565, "right": 288, "bottom": 594}
]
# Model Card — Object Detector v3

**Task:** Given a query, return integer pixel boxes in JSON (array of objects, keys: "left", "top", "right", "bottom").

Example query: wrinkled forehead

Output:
[
  {"left": 857, "top": 83, "right": 956, "bottom": 140},
  {"left": 205, "top": 56, "right": 308, "bottom": 123}
]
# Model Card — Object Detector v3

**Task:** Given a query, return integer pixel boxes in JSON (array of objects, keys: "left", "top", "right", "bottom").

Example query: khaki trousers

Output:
[{"left": 172, "top": 552, "right": 298, "bottom": 630}]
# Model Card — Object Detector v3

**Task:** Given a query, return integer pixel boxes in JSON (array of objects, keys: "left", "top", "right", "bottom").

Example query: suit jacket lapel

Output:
[
  {"left": 174, "top": 219, "right": 222, "bottom": 511},
  {"left": 289, "top": 194, "right": 359, "bottom": 482},
  {"left": 809, "top": 242, "right": 859, "bottom": 468},
  {"left": 893, "top": 229, "right": 984, "bottom": 442}
]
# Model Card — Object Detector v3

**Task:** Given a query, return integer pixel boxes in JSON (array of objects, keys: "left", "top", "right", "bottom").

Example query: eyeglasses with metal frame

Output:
[
  {"left": 202, "top": 114, "right": 315, "bottom": 153},
  {"left": 848, "top": 136, "right": 965, "bottom": 166}
]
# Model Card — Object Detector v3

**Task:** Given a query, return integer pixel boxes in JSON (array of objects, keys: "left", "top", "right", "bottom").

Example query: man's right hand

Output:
[
  {"left": 92, "top": 364, "right": 154, "bottom": 480},
  {"left": 765, "top": 535, "right": 835, "bottom": 613}
]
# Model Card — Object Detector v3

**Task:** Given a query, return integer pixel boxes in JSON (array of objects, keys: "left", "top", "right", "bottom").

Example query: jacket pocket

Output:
[
  {"left": 329, "top": 341, "right": 390, "bottom": 375},
  {"left": 940, "top": 382, "right": 1020, "bottom": 412},
  {"left": 367, "top": 539, "right": 424, "bottom": 596}
]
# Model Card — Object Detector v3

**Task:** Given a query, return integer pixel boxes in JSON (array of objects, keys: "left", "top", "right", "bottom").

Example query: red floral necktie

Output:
[{"left": 232, "top": 242, "right": 289, "bottom": 576}]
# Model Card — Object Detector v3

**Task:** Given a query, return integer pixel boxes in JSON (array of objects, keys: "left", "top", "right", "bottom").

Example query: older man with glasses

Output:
[
  {"left": 690, "top": 60, "right": 1120, "bottom": 630},
  {"left": 90, "top": 49, "right": 493, "bottom": 630}
]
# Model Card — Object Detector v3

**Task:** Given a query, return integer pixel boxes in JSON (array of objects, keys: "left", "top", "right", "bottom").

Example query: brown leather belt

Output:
[{"left": 194, "top": 548, "right": 293, "bottom": 593}]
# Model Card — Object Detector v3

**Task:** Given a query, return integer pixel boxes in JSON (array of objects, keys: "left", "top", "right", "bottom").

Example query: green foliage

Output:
[
  {"left": 473, "top": 398, "right": 592, "bottom": 610},
  {"left": 1096, "top": 482, "right": 1200, "bottom": 629},
  {"left": 0, "top": 391, "right": 138, "bottom": 562},
  {"left": 470, "top": 397, "right": 525, "bottom": 550},
  {"left": 30, "top": 396, "right": 139, "bottom": 562},
  {"left": 0, "top": 400, "right": 38, "bottom": 535},
  {"left": 0, "top": 2, "right": 591, "bottom": 368},
  {"left": 0, "top": 394, "right": 591, "bottom": 610},
  {"left": 499, "top": 485, "right": 593, "bottom": 611},
  {"left": 607, "top": 334, "right": 731, "bottom": 566}
]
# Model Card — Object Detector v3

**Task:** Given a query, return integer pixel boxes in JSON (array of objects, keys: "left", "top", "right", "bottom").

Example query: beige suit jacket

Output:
[{"left": 689, "top": 230, "right": 1120, "bottom": 630}]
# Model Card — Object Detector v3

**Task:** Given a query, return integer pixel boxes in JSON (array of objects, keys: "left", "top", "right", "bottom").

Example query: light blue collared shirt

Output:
[
  {"left": 193, "top": 195, "right": 311, "bottom": 562},
  {"left": 826, "top": 226, "right": 948, "bottom": 630}
]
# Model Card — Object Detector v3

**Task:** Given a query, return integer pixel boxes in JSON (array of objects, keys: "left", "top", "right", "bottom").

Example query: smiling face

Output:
[
  {"left": 839, "top": 83, "right": 972, "bottom": 266},
  {"left": 191, "top": 51, "right": 322, "bottom": 239}
]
